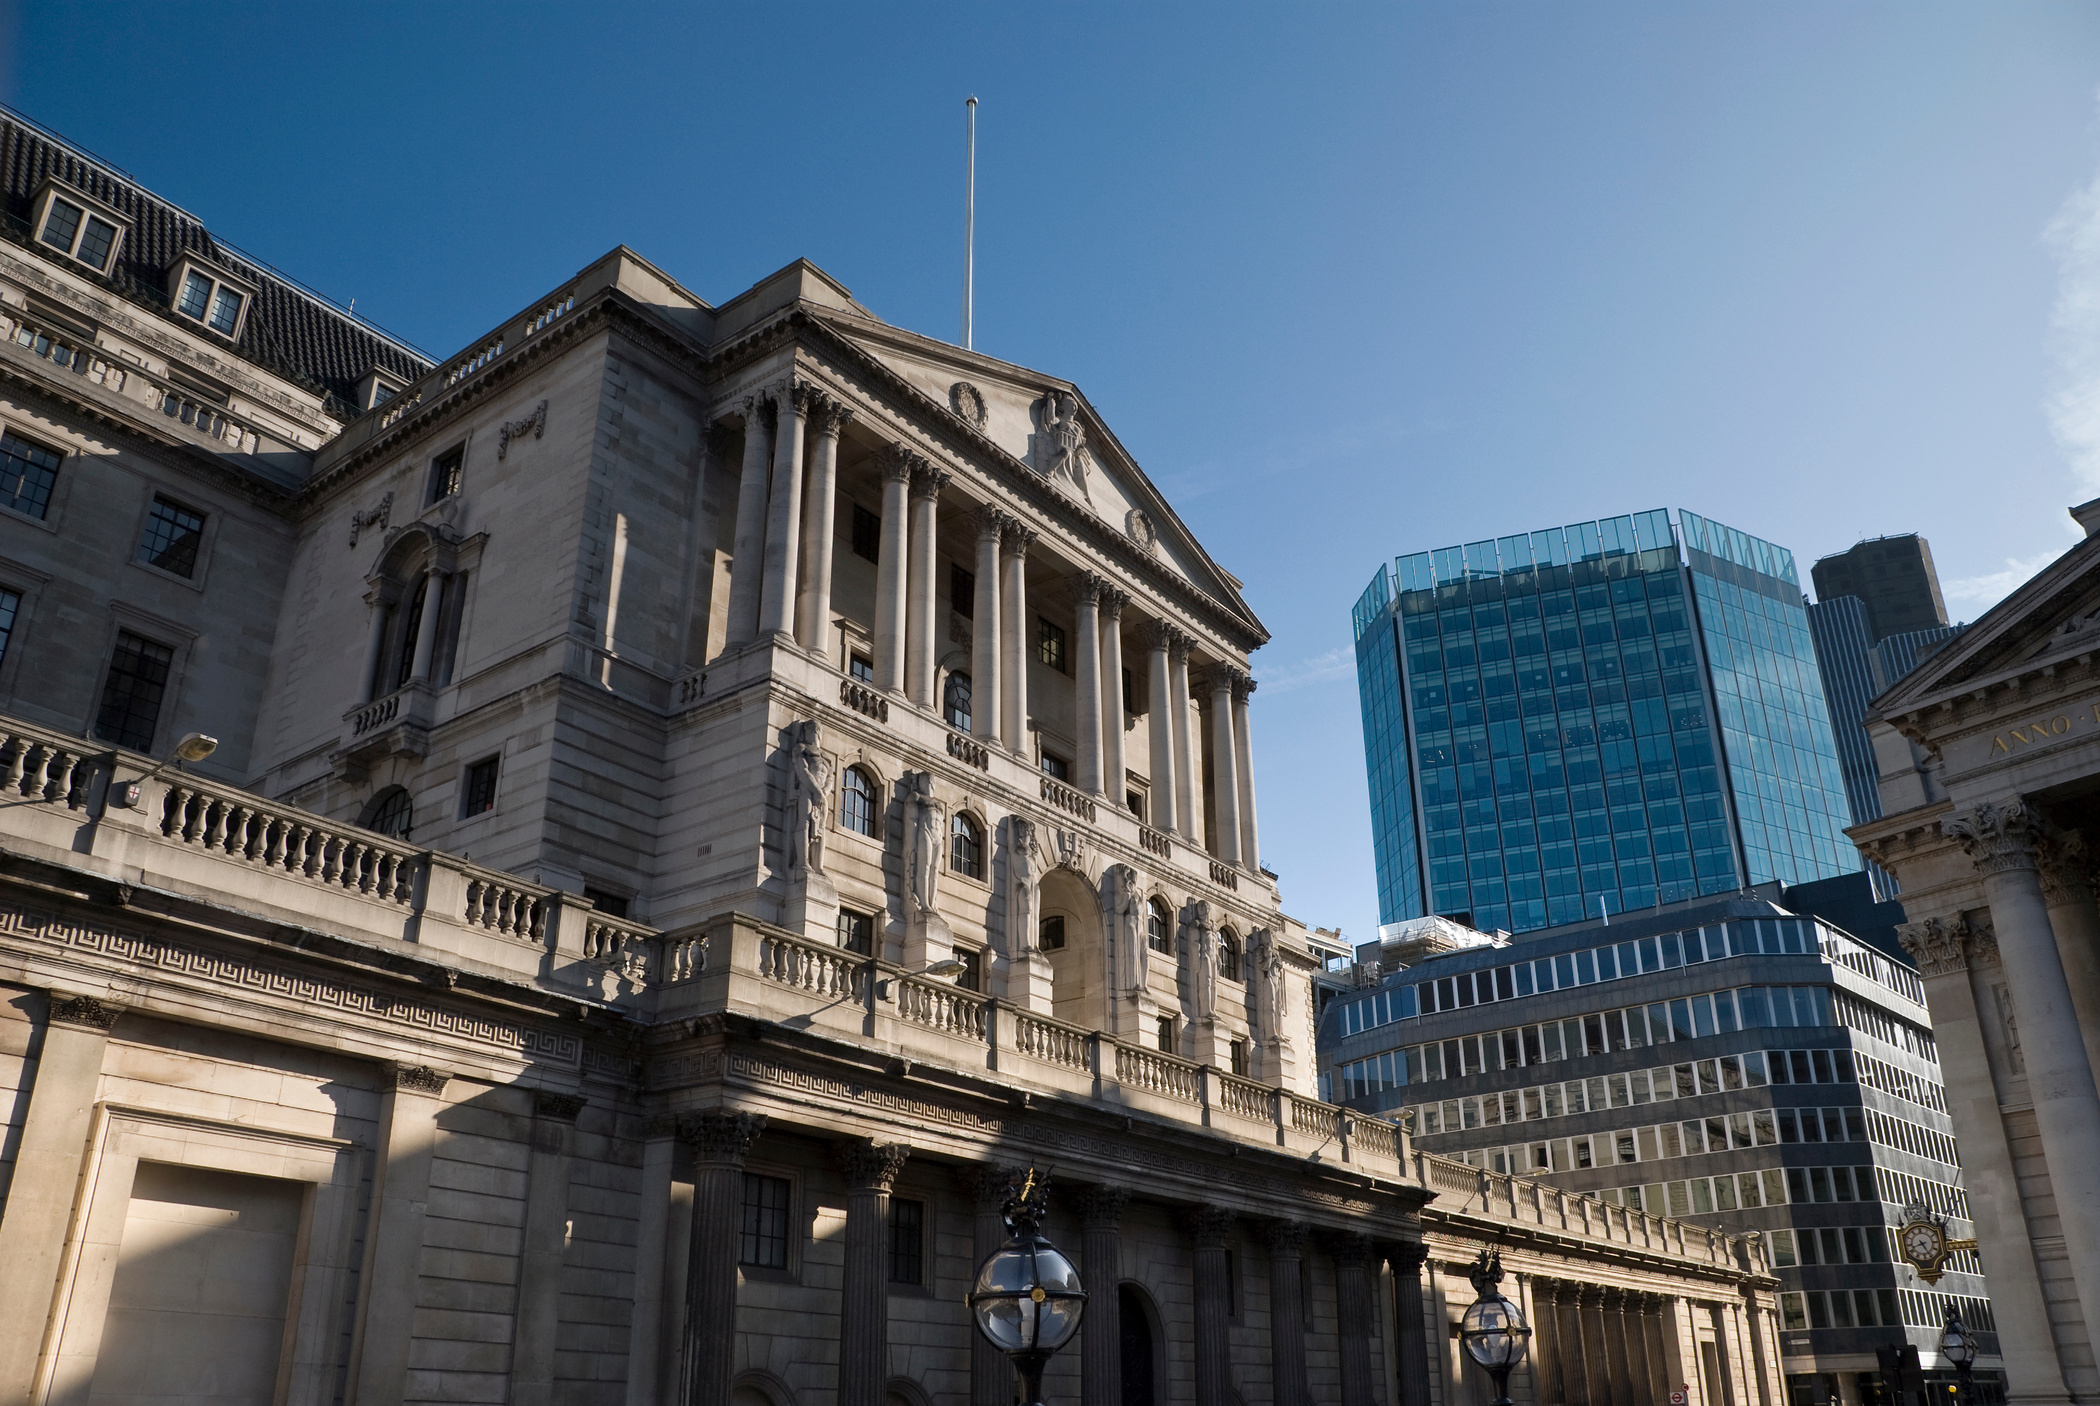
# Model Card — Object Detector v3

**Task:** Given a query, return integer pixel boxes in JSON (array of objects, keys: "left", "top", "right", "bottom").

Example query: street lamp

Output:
[
  {"left": 112, "top": 732, "right": 218, "bottom": 808},
  {"left": 967, "top": 1169, "right": 1086, "bottom": 1406},
  {"left": 1458, "top": 1249, "right": 1531, "bottom": 1406},
  {"left": 1940, "top": 1312, "right": 1975, "bottom": 1405}
]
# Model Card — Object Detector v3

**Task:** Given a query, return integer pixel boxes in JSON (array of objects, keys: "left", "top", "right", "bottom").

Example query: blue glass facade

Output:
[{"left": 1354, "top": 509, "right": 1860, "bottom": 934}]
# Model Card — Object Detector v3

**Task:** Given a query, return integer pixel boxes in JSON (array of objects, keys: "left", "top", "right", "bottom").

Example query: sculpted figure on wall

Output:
[
  {"left": 1003, "top": 816, "right": 1044, "bottom": 957},
  {"left": 1184, "top": 900, "right": 1217, "bottom": 1023},
  {"left": 1032, "top": 390, "right": 1090, "bottom": 499},
  {"left": 782, "top": 720, "right": 832, "bottom": 876},
  {"left": 1104, "top": 864, "right": 1147, "bottom": 997},
  {"left": 901, "top": 771, "right": 945, "bottom": 916},
  {"left": 1248, "top": 926, "right": 1287, "bottom": 1038}
]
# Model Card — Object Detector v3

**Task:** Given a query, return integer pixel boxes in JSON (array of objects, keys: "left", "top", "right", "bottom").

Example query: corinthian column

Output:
[
  {"left": 1101, "top": 589, "right": 1129, "bottom": 811},
  {"left": 907, "top": 464, "right": 949, "bottom": 708},
  {"left": 795, "top": 392, "right": 852, "bottom": 656},
  {"left": 1232, "top": 675, "right": 1260, "bottom": 870},
  {"left": 1329, "top": 1233, "right": 1377, "bottom": 1406},
  {"left": 837, "top": 1141, "right": 910, "bottom": 1406},
  {"left": 965, "top": 1166, "right": 1019, "bottom": 1406},
  {"left": 1943, "top": 797, "right": 2100, "bottom": 1361},
  {"left": 1002, "top": 522, "right": 1036, "bottom": 756},
  {"left": 872, "top": 445, "right": 914, "bottom": 693},
  {"left": 2036, "top": 824, "right": 2100, "bottom": 1078},
  {"left": 971, "top": 507, "right": 1004, "bottom": 743},
  {"left": 678, "top": 1110, "right": 768, "bottom": 1406},
  {"left": 1169, "top": 632, "right": 1197, "bottom": 844},
  {"left": 724, "top": 395, "right": 773, "bottom": 649},
  {"left": 1387, "top": 1242, "right": 1431, "bottom": 1406},
  {"left": 758, "top": 382, "right": 810, "bottom": 641},
  {"left": 1185, "top": 1207, "right": 1237, "bottom": 1406},
  {"left": 1074, "top": 574, "right": 1106, "bottom": 796},
  {"left": 1145, "top": 620, "right": 1177, "bottom": 834},
  {"left": 1207, "top": 666, "right": 1243, "bottom": 865},
  {"left": 1267, "top": 1222, "right": 1310, "bottom": 1406},
  {"left": 1079, "top": 1186, "right": 1131, "bottom": 1406}
]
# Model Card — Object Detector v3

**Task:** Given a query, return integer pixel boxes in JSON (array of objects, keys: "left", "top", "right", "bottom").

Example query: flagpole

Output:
[{"left": 962, "top": 95, "right": 977, "bottom": 350}]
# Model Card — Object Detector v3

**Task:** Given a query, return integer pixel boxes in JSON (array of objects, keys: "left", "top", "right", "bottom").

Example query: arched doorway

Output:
[
  {"left": 1038, "top": 865, "right": 1099, "bottom": 1026},
  {"left": 1119, "top": 1282, "right": 1157, "bottom": 1406}
]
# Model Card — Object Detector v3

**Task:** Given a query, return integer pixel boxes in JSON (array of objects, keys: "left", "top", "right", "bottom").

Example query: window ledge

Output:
[{"left": 125, "top": 556, "right": 207, "bottom": 593}]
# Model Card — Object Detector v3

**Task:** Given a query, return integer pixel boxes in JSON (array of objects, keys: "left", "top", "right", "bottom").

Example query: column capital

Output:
[
  {"left": 1384, "top": 1239, "right": 1428, "bottom": 1274},
  {"left": 744, "top": 391, "right": 776, "bottom": 431},
  {"left": 1181, "top": 1205, "right": 1237, "bottom": 1248},
  {"left": 1099, "top": 585, "right": 1129, "bottom": 619},
  {"left": 389, "top": 1062, "right": 449, "bottom": 1095},
  {"left": 838, "top": 1138, "right": 910, "bottom": 1192},
  {"left": 2038, "top": 824, "right": 2094, "bottom": 907},
  {"left": 47, "top": 992, "right": 121, "bottom": 1032},
  {"left": 780, "top": 377, "right": 818, "bottom": 416},
  {"left": 1967, "top": 912, "right": 2002, "bottom": 966},
  {"left": 1265, "top": 1219, "right": 1310, "bottom": 1255},
  {"left": 909, "top": 462, "right": 951, "bottom": 501},
  {"left": 1001, "top": 521, "right": 1038, "bottom": 555},
  {"left": 1202, "top": 663, "right": 1247, "bottom": 697},
  {"left": 678, "top": 1109, "right": 768, "bottom": 1165},
  {"left": 1897, "top": 914, "right": 1973, "bottom": 977},
  {"left": 960, "top": 1163, "right": 1020, "bottom": 1207},
  {"left": 1141, "top": 617, "right": 1176, "bottom": 652},
  {"left": 1075, "top": 571, "right": 1106, "bottom": 606},
  {"left": 1944, "top": 798, "right": 2042, "bottom": 875},
  {"left": 973, "top": 503, "right": 1010, "bottom": 540},
  {"left": 808, "top": 389, "right": 854, "bottom": 437},
  {"left": 875, "top": 442, "right": 920, "bottom": 484},
  {"left": 1322, "top": 1228, "right": 1375, "bottom": 1265},
  {"left": 1168, "top": 629, "right": 1193, "bottom": 664},
  {"left": 1077, "top": 1184, "right": 1132, "bottom": 1228},
  {"left": 532, "top": 1090, "right": 588, "bottom": 1122},
  {"left": 1233, "top": 673, "right": 1257, "bottom": 703}
]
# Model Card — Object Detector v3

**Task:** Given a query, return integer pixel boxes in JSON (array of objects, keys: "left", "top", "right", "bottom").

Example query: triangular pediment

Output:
[{"left": 1874, "top": 528, "right": 2100, "bottom": 714}]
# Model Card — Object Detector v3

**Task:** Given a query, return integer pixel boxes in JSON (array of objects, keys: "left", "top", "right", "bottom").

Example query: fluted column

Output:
[
  {"left": 1001, "top": 523, "right": 1036, "bottom": 756},
  {"left": 837, "top": 1141, "right": 909, "bottom": 1406},
  {"left": 1144, "top": 621, "right": 1177, "bottom": 833},
  {"left": 1074, "top": 574, "right": 1106, "bottom": 795},
  {"left": 2036, "top": 824, "right": 2100, "bottom": 1077},
  {"left": 1944, "top": 799, "right": 2100, "bottom": 1334},
  {"left": 1207, "top": 666, "right": 1243, "bottom": 865},
  {"left": 408, "top": 567, "right": 447, "bottom": 681},
  {"left": 795, "top": 392, "right": 852, "bottom": 656},
  {"left": 758, "top": 382, "right": 810, "bottom": 641},
  {"left": 1079, "top": 1186, "right": 1131, "bottom": 1406},
  {"left": 724, "top": 395, "right": 773, "bottom": 649},
  {"left": 1267, "top": 1223, "right": 1310, "bottom": 1406},
  {"left": 1330, "top": 1233, "right": 1378, "bottom": 1406},
  {"left": 971, "top": 507, "right": 1004, "bottom": 743},
  {"left": 1603, "top": 1287, "right": 1633, "bottom": 1405},
  {"left": 872, "top": 445, "right": 914, "bottom": 692},
  {"left": 1574, "top": 1285, "right": 1604, "bottom": 1406},
  {"left": 1386, "top": 1241, "right": 1431, "bottom": 1406},
  {"left": 1232, "top": 675, "right": 1260, "bottom": 870},
  {"left": 1187, "top": 1208, "right": 1237, "bottom": 1406},
  {"left": 1641, "top": 1295, "right": 1674, "bottom": 1405},
  {"left": 1169, "top": 631, "right": 1197, "bottom": 843},
  {"left": 678, "top": 1110, "right": 768, "bottom": 1406},
  {"left": 966, "top": 1166, "right": 1018, "bottom": 1406},
  {"left": 906, "top": 465, "right": 949, "bottom": 708},
  {"left": 1530, "top": 1280, "right": 1565, "bottom": 1406},
  {"left": 1101, "top": 589, "right": 1129, "bottom": 811},
  {"left": 1622, "top": 1292, "right": 1655, "bottom": 1405}
]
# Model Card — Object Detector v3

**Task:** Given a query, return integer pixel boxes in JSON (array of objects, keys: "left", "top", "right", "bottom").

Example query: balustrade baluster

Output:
[
  {"left": 263, "top": 820, "right": 286, "bottom": 867},
  {"left": 0, "top": 737, "right": 25, "bottom": 793},
  {"left": 19, "top": 744, "right": 48, "bottom": 798}
]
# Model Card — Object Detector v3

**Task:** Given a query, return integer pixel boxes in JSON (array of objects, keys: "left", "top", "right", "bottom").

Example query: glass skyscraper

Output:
[{"left": 1353, "top": 508, "right": 1860, "bottom": 935}]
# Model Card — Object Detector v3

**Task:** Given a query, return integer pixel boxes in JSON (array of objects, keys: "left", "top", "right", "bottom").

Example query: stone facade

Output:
[
  {"left": 0, "top": 115, "right": 1782, "bottom": 1406},
  {"left": 1850, "top": 498, "right": 2100, "bottom": 1405}
]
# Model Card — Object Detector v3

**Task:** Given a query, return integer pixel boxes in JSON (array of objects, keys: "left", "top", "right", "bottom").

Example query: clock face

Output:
[{"left": 1903, "top": 1224, "right": 1942, "bottom": 1264}]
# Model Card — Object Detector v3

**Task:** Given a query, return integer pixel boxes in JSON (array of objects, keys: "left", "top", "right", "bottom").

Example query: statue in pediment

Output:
[{"left": 1031, "top": 391, "right": 1091, "bottom": 499}]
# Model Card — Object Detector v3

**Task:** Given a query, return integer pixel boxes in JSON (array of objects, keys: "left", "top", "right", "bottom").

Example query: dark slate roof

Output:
[{"left": 0, "top": 107, "right": 432, "bottom": 419}]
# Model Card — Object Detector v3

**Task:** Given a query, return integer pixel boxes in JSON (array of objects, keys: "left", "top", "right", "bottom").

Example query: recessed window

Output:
[
  {"left": 943, "top": 671, "right": 971, "bottom": 731},
  {"left": 888, "top": 1196, "right": 925, "bottom": 1285},
  {"left": 137, "top": 496, "right": 206, "bottom": 578},
  {"left": 169, "top": 262, "right": 251, "bottom": 339},
  {"left": 1, "top": 430, "right": 63, "bottom": 520},
  {"left": 949, "top": 812, "right": 983, "bottom": 878},
  {"left": 950, "top": 563, "right": 974, "bottom": 619},
  {"left": 428, "top": 445, "right": 464, "bottom": 503},
  {"left": 1147, "top": 899, "right": 1173, "bottom": 954},
  {"left": 955, "top": 946, "right": 983, "bottom": 993},
  {"left": 1041, "top": 752, "right": 1070, "bottom": 782},
  {"left": 739, "top": 1172, "right": 791, "bottom": 1269},
  {"left": 1126, "top": 790, "right": 1145, "bottom": 821},
  {"left": 1230, "top": 1039, "right": 1249, "bottom": 1076},
  {"left": 849, "top": 653, "right": 874, "bottom": 683},
  {"left": 838, "top": 907, "right": 874, "bottom": 956},
  {"left": 1156, "top": 1016, "right": 1176, "bottom": 1052},
  {"left": 1037, "top": 616, "right": 1066, "bottom": 672},
  {"left": 1123, "top": 666, "right": 1138, "bottom": 715},
  {"left": 0, "top": 588, "right": 18, "bottom": 668},
  {"left": 840, "top": 767, "right": 878, "bottom": 837},
  {"left": 1039, "top": 915, "right": 1066, "bottom": 951},
  {"left": 38, "top": 195, "right": 122, "bottom": 272},
  {"left": 582, "top": 887, "right": 629, "bottom": 919},
  {"left": 364, "top": 786, "right": 413, "bottom": 839},
  {"left": 461, "top": 755, "right": 499, "bottom": 816},
  {"left": 851, "top": 503, "right": 881, "bottom": 562},
  {"left": 1219, "top": 930, "right": 1242, "bottom": 983},
  {"left": 94, "top": 630, "right": 174, "bottom": 752}
]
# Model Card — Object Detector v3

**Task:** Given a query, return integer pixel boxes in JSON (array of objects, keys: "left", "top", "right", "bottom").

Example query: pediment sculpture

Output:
[{"left": 1030, "top": 391, "right": 1091, "bottom": 500}]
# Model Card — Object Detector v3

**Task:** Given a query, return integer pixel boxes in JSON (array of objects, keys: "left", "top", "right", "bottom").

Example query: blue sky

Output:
[{"left": 8, "top": 3, "right": 2100, "bottom": 943}]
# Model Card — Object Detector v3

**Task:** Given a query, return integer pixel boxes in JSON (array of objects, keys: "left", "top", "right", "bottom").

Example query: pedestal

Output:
[
  {"left": 784, "top": 871, "right": 839, "bottom": 945},
  {"left": 904, "top": 909, "right": 954, "bottom": 969}
]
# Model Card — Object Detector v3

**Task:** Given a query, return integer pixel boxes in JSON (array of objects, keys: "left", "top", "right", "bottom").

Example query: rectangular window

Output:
[
  {"left": 1, "top": 430, "right": 63, "bottom": 520},
  {"left": 462, "top": 755, "right": 499, "bottom": 816},
  {"left": 582, "top": 887, "right": 629, "bottom": 919},
  {"left": 429, "top": 446, "right": 464, "bottom": 503},
  {"left": 1042, "top": 752, "right": 1070, "bottom": 782},
  {"left": 1779, "top": 1292, "right": 1807, "bottom": 1331},
  {"left": 207, "top": 286, "right": 244, "bottom": 336},
  {"left": 852, "top": 504, "right": 881, "bottom": 561},
  {"left": 177, "top": 270, "right": 214, "bottom": 320},
  {"left": 1040, "top": 914, "right": 1066, "bottom": 951},
  {"left": 839, "top": 908, "right": 874, "bottom": 956},
  {"left": 94, "top": 630, "right": 174, "bottom": 751},
  {"left": 1157, "top": 1016, "right": 1176, "bottom": 1052},
  {"left": 40, "top": 198, "right": 81, "bottom": 252},
  {"left": 1230, "top": 1039, "right": 1249, "bottom": 1076},
  {"left": 1038, "top": 616, "right": 1067, "bottom": 672},
  {"left": 889, "top": 1197, "right": 925, "bottom": 1285},
  {"left": 0, "top": 588, "right": 17, "bottom": 667},
  {"left": 41, "top": 198, "right": 119, "bottom": 272},
  {"left": 136, "top": 495, "right": 206, "bottom": 577},
  {"left": 739, "top": 1172, "right": 791, "bottom": 1269},
  {"left": 951, "top": 563, "right": 974, "bottom": 618},
  {"left": 849, "top": 653, "right": 874, "bottom": 683}
]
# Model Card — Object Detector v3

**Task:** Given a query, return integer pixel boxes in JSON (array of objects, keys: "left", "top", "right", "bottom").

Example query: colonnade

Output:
[
  {"left": 1527, "top": 1280, "right": 1681, "bottom": 1406},
  {"left": 719, "top": 378, "right": 1262, "bottom": 866}
]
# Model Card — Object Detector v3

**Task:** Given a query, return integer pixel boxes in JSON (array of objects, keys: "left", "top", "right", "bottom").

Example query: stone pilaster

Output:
[
  {"left": 625, "top": 1114, "right": 681, "bottom": 1406},
  {"left": 1168, "top": 630, "right": 1197, "bottom": 844},
  {"left": 1100, "top": 588, "right": 1129, "bottom": 811},
  {"left": 964, "top": 1164, "right": 1019, "bottom": 1406},
  {"left": 2035, "top": 822, "right": 2100, "bottom": 1077},
  {"left": 795, "top": 391, "right": 853, "bottom": 657},
  {"left": 679, "top": 1110, "right": 768, "bottom": 1406},
  {"left": 1078, "top": 1186, "right": 1131, "bottom": 1406},
  {"left": 1074, "top": 574, "right": 1106, "bottom": 796},
  {"left": 1575, "top": 1284, "right": 1606, "bottom": 1406},
  {"left": 1206, "top": 666, "right": 1243, "bottom": 865},
  {"left": 906, "top": 464, "right": 949, "bottom": 709},
  {"left": 758, "top": 380, "right": 811, "bottom": 642},
  {"left": 1143, "top": 619, "right": 1177, "bottom": 834},
  {"left": 1000, "top": 522, "right": 1037, "bottom": 756},
  {"left": 1329, "top": 1232, "right": 1377, "bottom": 1406},
  {"left": 1386, "top": 1240, "right": 1431, "bottom": 1406},
  {"left": 723, "top": 394, "right": 774, "bottom": 649},
  {"left": 510, "top": 1091, "right": 586, "bottom": 1406},
  {"left": 1602, "top": 1286, "right": 1633, "bottom": 1406},
  {"left": 1266, "top": 1222, "right": 1310, "bottom": 1406},
  {"left": 872, "top": 444, "right": 916, "bottom": 693},
  {"left": 1186, "top": 1207, "right": 1237, "bottom": 1406},
  {"left": 349, "top": 1063, "right": 450, "bottom": 1406},
  {"left": 970, "top": 506, "right": 1005, "bottom": 745},
  {"left": 1231, "top": 673, "right": 1259, "bottom": 870},
  {"left": 837, "top": 1140, "right": 910, "bottom": 1406}
]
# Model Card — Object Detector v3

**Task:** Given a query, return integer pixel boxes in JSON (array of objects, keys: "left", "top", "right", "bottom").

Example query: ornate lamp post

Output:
[
  {"left": 1458, "top": 1249, "right": 1531, "bottom": 1406},
  {"left": 1939, "top": 1312, "right": 1976, "bottom": 1405},
  {"left": 968, "top": 1169, "right": 1086, "bottom": 1406}
]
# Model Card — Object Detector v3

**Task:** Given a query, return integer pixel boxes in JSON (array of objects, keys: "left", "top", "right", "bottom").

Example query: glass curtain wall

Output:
[{"left": 1354, "top": 566, "right": 1425, "bottom": 921}]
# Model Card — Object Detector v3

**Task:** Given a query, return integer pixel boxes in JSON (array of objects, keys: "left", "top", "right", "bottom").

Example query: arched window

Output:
[
  {"left": 391, "top": 574, "right": 428, "bottom": 691},
  {"left": 363, "top": 785, "right": 412, "bottom": 840},
  {"left": 943, "top": 671, "right": 971, "bottom": 731},
  {"left": 1218, "top": 928, "right": 1242, "bottom": 982},
  {"left": 1146, "top": 899, "right": 1173, "bottom": 954},
  {"left": 950, "top": 812, "right": 983, "bottom": 878},
  {"left": 840, "top": 767, "right": 878, "bottom": 837}
]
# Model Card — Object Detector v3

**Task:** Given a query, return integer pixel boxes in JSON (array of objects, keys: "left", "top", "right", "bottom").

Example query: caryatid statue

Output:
[
  {"left": 900, "top": 771, "right": 945, "bottom": 917},
  {"left": 1103, "top": 864, "right": 1147, "bottom": 998},
  {"left": 1003, "top": 816, "right": 1044, "bottom": 957},
  {"left": 1184, "top": 900, "right": 1217, "bottom": 1023},
  {"left": 1248, "top": 926, "right": 1288, "bottom": 1039},
  {"left": 782, "top": 719, "right": 832, "bottom": 876}
]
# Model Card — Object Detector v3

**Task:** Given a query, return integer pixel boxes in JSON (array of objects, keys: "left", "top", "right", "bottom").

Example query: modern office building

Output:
[
  {"left": 1352, "top": 508, "right": 1860, "bottom": 936},
  {"left": 1808, "top": 535, "right": 1948, "bottom": 646},
  {"left": 1319, "top": 895, "right": 1999, "bottom": 1404}
]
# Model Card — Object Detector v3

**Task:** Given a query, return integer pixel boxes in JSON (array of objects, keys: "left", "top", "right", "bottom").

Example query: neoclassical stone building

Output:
[
  {"left": 0, "top": 106, "right": 1781, "bottom": 1406},
  {"left": 1851, "top": 497, "right": 2100, "bottom": 1405}
]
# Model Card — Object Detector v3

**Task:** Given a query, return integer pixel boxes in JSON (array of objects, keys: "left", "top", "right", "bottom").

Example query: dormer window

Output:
[
  {"left": 355, "top": 367, "right": 408, "bottom": 412},
  {"left": 164, "top": 256, "right": 256, "bottom": 342},
  {"left": 32, "top": 182, "right": 128, "bottom": 274}
]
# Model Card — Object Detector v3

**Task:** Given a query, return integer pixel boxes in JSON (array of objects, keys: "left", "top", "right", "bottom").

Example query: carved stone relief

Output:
[{"left": 949, "top": 381, "right": 987, "bottom": 428}]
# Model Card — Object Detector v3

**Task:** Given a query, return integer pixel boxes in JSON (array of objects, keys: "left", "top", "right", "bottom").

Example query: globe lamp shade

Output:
[
  {"left": 969, "top": 1236, "right": 1085, "bottom": 1355},
  {"left": 1940, "top": 1317, "right": 1974, "bottom": 1368},
  {"left": 1460, "top": 1294, "right": 1529, "bottom": 1371}
]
